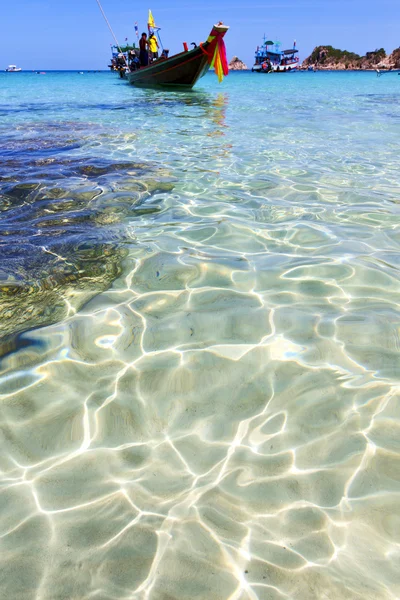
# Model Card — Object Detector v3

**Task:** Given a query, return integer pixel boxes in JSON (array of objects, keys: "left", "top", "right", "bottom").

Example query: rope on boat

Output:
[
  {"left": 95, "top": 0, "right": 128, "bottom": 66},
  {"left": 156, "top": 31, "right": 164, "bottom": 55}
]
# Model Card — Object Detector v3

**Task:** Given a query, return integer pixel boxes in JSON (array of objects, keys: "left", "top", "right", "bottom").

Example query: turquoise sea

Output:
[{"left": 1, "top": 70, "right": 400, "bottom": 599}]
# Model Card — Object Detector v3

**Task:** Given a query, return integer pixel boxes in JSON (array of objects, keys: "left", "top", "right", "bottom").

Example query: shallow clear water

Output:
[{"left": 1, "top": 70, "right": 400, "bottom": 600}]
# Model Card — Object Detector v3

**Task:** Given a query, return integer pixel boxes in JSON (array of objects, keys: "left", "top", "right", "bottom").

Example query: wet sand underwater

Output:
[{"left": 0, "top": 71, "right": 400, "bottom": 599}]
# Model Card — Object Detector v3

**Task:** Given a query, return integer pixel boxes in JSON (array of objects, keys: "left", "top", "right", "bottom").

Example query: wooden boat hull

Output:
[
  {"left": 127, "top": 44, "right": 211, "bottom": 89},
  {"left": 252, "top": 63, "right": 298, "bottom": 73}
]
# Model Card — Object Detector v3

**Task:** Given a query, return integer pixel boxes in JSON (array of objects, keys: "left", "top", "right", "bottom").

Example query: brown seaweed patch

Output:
[
  {"left": 0, "top": 144, "right": 176, "bottom": 356},
  {"left": 4, "top": 182, "right": 44, "bottom": 200},
  {"left": 77, "top": 162, "right": 151, "bottom": 177},
  {"left": 0, "top": 243, "right": 128, "bottom": 357}
]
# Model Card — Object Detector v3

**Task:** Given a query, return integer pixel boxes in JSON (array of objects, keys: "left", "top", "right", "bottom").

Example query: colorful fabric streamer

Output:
[{"left": 201, "top": 27, "right": 229, "bottom": 83}]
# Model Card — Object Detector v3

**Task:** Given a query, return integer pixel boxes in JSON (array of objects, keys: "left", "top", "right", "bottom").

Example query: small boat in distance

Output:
[
  {"left": 109, "top": 44, "right": 136, "bottom": 73},
  {"left": 5, "top": 65, "right": 22, "bottom": 72},
  {"left": 126, "top": 23, "right": 229, "bottom": 89},
  {"left": 252, "top": 37, "right": 299, "bottom": 73}
]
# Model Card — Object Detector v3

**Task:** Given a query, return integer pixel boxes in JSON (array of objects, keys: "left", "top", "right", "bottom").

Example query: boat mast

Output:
[{"left": 95, "top": 0, "right": 128, "bottom": 66}]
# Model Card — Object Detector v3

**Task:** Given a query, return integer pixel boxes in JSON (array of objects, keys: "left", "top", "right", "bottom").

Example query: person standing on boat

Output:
[
  {"left": 128, "top": 50, "right": 140, "bottom": 71},
  {"left": 139, "top": 32, "right": 149, "bottom": 67},
  {"left": 148, "top": 33, "right": 159, "bottom": 62}
]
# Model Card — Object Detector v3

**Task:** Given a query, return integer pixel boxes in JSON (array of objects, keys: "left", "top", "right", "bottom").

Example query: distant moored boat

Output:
[
  {"left": 252, "top": 37, "right": 299, "bottom": 73},
  {"left": 5, "top": 65, "right": 22, "bottom": 72}
]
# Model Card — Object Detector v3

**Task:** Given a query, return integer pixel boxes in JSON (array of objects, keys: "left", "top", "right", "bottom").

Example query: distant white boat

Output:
[{"left": 5, "top": 65, "right": 22, "bottom": 72}]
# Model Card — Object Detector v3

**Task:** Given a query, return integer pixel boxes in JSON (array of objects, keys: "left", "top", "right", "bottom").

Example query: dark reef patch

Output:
[{"left": 0, "top": 122, "right": 175, "bottom": 356}]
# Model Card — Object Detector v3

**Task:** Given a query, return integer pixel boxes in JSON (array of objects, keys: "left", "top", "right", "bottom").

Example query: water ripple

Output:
[{"left": 0, "top": 71, "right": 399, "bottom": 600}]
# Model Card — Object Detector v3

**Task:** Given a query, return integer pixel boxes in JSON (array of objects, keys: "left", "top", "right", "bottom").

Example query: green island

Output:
[{"left": 302, "top": 45, "right": 400, "bottom": 69}]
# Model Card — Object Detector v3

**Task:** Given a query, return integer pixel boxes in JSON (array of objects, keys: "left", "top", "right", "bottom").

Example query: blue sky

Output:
[{"left": 1, "top": 0, "right": 398, "bottom": 69}]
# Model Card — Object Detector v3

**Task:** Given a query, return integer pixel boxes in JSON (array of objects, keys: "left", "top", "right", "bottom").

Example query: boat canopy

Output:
[
  {"left": 264, "top": 40, "right": 274, "bottom": 46},
  {"left": 282, "top": 49, "right": 298, "bottom": 55},
  {"left": 112, "top": 44, "right": 136, "bottom": 53}
]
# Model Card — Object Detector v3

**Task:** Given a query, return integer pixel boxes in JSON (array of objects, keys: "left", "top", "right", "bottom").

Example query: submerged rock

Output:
[
  {"left": 0, "top": 136, "right": 177, "bottom": 356},
  {"left": 0, "top": 242, "right": 128, "bottom": 355}
]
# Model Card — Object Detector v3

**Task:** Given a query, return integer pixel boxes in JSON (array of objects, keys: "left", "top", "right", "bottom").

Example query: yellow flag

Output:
[{"left": 148, "top": 9, "right": 155, "bottom": 28}]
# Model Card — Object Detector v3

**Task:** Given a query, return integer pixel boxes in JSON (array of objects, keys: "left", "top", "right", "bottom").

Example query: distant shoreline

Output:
[
  {"left": 228, "top": 69, "right": 400, "bottom": 73},
  {"left": 2, "top": 68, "right": 400, "bottom": 75},
  {"left": 299, "top": 67, "right": 400, "bottom": 72},
  {"left": 302, "top": 45, "right": 400, "bottom": 71}
]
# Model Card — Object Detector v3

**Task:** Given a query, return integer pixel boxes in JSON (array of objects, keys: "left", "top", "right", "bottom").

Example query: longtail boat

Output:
[{"left": 127, "top": 23, "right": 229, "bottom": 89}]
